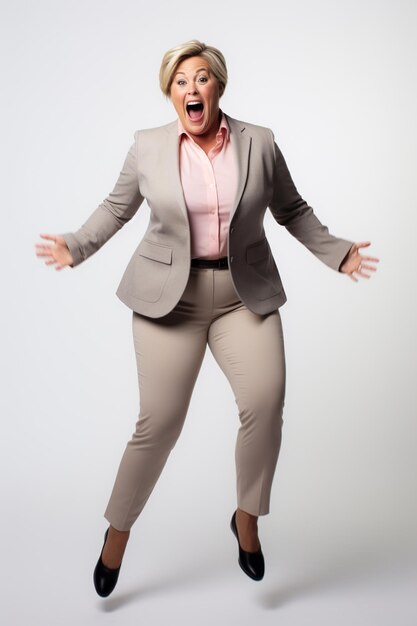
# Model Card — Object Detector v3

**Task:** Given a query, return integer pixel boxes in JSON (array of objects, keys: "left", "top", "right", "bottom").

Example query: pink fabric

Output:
[{"left": 178, "top": 110, "right": 238, "bottom": 260}]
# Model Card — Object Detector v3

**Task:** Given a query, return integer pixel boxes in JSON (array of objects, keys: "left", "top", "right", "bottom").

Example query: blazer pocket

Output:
[
  {"left": 246, "top": 237, "right": 269, "bottom": 264},
  {"left": 138, "top": 239, "right": 173, "bottom": 264},
  {"left": 132, "top": 239, "right": 173, "bottom": 303},
  {"left": 245, "top": 237, "right": 283, "bottom": 300}
]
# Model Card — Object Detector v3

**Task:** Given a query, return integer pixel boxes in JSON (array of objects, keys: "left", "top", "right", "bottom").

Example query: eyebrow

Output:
[{"left": 174, "top": 67, "right": 210, "bottom": 76}]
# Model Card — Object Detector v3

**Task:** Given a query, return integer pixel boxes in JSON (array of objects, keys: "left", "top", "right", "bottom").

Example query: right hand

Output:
[{"left": 35, "top": 233, "right": 74, "bottom": 270}]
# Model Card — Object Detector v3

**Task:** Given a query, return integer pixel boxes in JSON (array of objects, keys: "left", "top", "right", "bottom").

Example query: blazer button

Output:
[
  {"left": 230, "top": 227, "right": 234, "bottom": 233},
  {"left": 230, "top": 256, "right": 234, "bottom": 262}
]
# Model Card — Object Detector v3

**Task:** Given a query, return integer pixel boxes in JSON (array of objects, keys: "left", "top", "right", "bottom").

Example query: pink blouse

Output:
[{"left": 178, "top": 110, "right": 238, "bottom": 260}]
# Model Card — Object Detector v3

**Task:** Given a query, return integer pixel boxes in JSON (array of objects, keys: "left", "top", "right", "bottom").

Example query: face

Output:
[{"left": 170, "top": 56, "right": 221, "bottom": 140}]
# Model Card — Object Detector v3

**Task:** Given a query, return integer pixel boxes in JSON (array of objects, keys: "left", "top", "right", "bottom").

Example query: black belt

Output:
[{"left": 191, "top": 256, "right": 229, "bottom": 269}]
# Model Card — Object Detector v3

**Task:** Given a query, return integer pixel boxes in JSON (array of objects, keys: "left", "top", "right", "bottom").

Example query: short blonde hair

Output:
[{"left": 159, "top": 39, "right": 228, "bottom": 98}]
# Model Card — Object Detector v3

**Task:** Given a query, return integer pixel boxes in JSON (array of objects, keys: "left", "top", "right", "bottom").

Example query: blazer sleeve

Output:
[
  {"left": 267, "top": 130, "right": 353, "bottom": 271},
  {"left": 61, "top": 131, "right": 145, "bottom": 267}
]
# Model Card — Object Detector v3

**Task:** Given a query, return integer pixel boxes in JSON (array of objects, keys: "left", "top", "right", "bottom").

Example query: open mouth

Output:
[{"left": 186, "top": 101, "right": 204, "bottom": 121}]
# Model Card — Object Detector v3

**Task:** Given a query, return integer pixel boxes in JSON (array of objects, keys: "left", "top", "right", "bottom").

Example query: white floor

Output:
[{"left": 6, "top": 505, "right": 417, "bottom": 626}]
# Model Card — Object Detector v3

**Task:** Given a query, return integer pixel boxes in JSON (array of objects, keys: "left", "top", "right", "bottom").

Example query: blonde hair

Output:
[{"left": 159, "top": 39, "right": 228, "bottom": 98}]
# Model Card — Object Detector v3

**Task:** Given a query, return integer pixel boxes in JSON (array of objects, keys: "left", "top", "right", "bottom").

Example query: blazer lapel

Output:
[
  {"left": 225, "top": 114, "right": 252, "bottom": 224},
  {"left": 164, "top": 121, "right": 189, "bottom": 223}
]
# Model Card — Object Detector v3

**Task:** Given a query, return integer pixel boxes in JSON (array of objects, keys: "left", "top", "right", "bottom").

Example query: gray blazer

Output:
[{"left": 62, "top": 113, "right": 353, "bottom": 318}]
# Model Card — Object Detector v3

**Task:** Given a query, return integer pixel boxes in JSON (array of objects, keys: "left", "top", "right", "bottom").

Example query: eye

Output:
[
  {"left": 198, "top": 75, "right": 208, "bottom": 83},
  {"left": 177, "top": 79, "right": 186, "bottom": 86}
]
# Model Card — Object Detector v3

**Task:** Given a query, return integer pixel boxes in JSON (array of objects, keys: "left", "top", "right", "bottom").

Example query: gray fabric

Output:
[
  {"left": 103, "top": 267, "right": 286, "bottom": 530},
  {"left": 61, "top": 113, "right": 353, "bottom": 318}
]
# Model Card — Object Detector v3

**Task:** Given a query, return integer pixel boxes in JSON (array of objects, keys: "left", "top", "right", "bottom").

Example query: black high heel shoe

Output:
[
  {"left": 230, "top": 510, "right": 265, "bottom": 581},
  {"left": 93, "top": 527, "right": 122, "bottom": 597}
]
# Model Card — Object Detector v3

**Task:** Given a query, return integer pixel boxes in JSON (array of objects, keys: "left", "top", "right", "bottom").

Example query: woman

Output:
[{"left": 35, "top": 40, "right": 379, "bottom": 597}]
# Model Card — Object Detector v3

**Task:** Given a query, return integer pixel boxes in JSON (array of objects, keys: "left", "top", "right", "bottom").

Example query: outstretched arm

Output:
[
  {"left": 268, "top": 138, "right": 380, "bottom": 280},
  {"left": 35, "top": 132, "right": 145, "bottom": 270},
  {"left": 268, "top": 133, "right": 354, "bottom": 272}
]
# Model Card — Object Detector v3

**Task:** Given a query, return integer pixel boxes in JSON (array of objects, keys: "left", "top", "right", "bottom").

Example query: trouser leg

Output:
[
  {"left": 207, "top": 303, "right": 286, "bottom": 517},
  {"left": 103, "top": 300, "right": 208, "bottom": 531}
]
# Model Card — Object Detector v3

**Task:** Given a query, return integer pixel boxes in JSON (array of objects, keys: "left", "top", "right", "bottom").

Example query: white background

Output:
[{"left": 1, "top": 0, "right": 416, "bottom": 624}]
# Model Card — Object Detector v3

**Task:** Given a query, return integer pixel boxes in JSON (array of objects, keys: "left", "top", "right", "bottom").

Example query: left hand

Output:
[{"left": 339, "top": 241, "right": 379, "bottom": 282}]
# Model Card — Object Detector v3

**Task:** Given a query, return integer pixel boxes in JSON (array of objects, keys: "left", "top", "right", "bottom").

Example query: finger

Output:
[
  {"left": 361, "top": 256, "right": 379, "bottom": 262},
  {"left": 35, "top": 247, "right": 53, "bottom": 257},
  {"left": 356, "top": 241, "right": 371, "bottom": 248},
  {"left": 40, "top": 233, "right": 56, "bottom": 241},
  {"left": 360, "top": 264, "right": 377, "bottom": 272},
  {"left": 355, "top": 263, "right": 372, "bottom": 277},
  {"left": 349, "top": 273, "right": 358, "bottom": 282},
  {"left": 35, "top": 243, "right": 54, "bottom": 252}
]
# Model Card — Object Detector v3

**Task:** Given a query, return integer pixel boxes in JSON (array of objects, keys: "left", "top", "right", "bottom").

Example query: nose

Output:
[{"left": 187, "top": 82, "right": 198, "bottom": 95}]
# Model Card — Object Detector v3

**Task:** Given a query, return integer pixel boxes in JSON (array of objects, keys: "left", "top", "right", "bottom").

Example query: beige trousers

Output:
[{"left": 104, "top": 266, "right": 286, "bottom": 531}]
